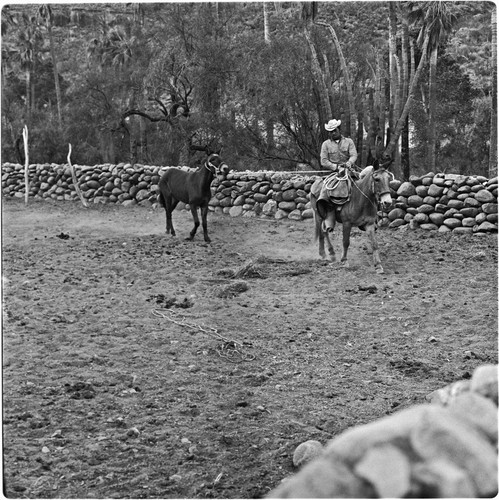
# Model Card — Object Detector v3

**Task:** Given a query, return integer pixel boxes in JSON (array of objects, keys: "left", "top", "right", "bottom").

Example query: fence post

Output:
[
  {"left": 68, "top": 143, "right": 89, "bottom": 208},
  {"left": 22, "top": 125, "right": 29, "bottom": 205}
]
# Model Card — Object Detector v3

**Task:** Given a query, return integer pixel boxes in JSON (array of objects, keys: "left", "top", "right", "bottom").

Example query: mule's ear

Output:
[
  {"left": 379, "top": 154, "right": 393, "bottom": 169},
  {"left": 373, "top": 158, "right": 380, "bottom": 170}
]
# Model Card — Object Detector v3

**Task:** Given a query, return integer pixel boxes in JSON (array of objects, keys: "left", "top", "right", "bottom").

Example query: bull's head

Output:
[{"left": 206, "top": 154, "right": 229, "bottom": 177}]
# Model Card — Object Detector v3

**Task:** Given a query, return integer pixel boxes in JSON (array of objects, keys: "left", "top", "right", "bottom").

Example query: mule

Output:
[
  {"left": 310, "top": 162, "right": 393, "bottom": 273},
  {"left": 158, "top": 153, "right": 229, "bottom": 243}
]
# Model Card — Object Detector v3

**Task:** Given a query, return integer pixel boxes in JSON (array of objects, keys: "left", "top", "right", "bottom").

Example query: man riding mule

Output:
[
  {"left": 317, "top": 119, "right": 359, "bottom": 230},
  {"left": 320, "top": 119, "right": 358, "bottom": 175},
  {"left": 311, "top": 119, "right": 394, "bottom": 273}
]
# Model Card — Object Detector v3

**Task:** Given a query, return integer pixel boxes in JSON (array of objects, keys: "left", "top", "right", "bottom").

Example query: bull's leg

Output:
[
  {"left": 200, "top": 204, "right": 211, "bottom": 243},
  {"left": 340, "top": 222, "right": 352, "bottom": 267},
  {"left": 366, "top": 223, "right": 384, "bottom": 274},
  {"left": 165, "top": 197, "right": 179, "bottom": 236},
  {"left": 187, "top": 205, "right": 200, "bottom": 240}
]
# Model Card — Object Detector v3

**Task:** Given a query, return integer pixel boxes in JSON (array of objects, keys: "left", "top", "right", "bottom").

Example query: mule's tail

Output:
[
  {"left": 310, "top": 195, "right": 322, "bottom": 241},
  {"left": 157, "top": 191, "right": 165, "bottom": 207}
]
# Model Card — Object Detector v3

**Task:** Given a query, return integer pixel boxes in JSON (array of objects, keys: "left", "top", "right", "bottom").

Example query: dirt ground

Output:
[{"left": 2, "top": 197, "right": 497, "bottom": 499}]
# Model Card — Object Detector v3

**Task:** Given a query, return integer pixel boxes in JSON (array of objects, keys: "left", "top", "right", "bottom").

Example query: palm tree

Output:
[
  {"left": 301, "top": 3, "right": 331, "bottom": 135},
  {"left": 14, "top": 13, "right": 43, "bottom": 128},
  {"left": 315, "top": 19, "right": 356, "bottom": 139},
  {"left": 87, "top": 22, "right": 136, "bottom": 72},
  {"left": 38, "top": 5, "right": 63, "bottom": 128},
  {"left": 408, "top": 1, "right": 459, "bottom": 171},
  {"left": 384, "top": 28, "right": 431, "bottom": 160}
]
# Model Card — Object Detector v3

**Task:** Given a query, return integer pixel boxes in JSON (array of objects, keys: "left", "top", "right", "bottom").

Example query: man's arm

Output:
[
  {"left": 344, "top": 139, "right": 358, "bottom": 168},
  {"left": 320, "top": 141, "right": 338, "bottom": 171}
]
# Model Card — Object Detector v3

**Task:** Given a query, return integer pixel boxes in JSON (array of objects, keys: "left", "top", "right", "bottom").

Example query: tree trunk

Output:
[
  {"left": 384, "top": 33, "right": 430, "bottom": 160},
  {"left": 388, "top": 2, "right": 398, "bottom": 133},
  {"left": 387, "top": 3, "right": 403, "bottom": 177},
  {"left": 356, "top": 102, "right": 364, "bottom": 167},
  {"left": 315, "top": 21, "right": 356, "bottom": 138},
  {"left": 401, "top": 115, "right": 410, "bottom": 180},
  {"left": 401, "top": 14, "right": 410, "bottom": 179},
  {"left": 47, "top": 20, "right": 63, "bottom": 128},
  {"left": 304, "top": 28, "right": 331, "bottom": 133},
  {"left": 409, "top": 37, "right": 416, "bottom": 88},
  {"left": 266, "top": 118, "right": 275, "bottom": 153},
  {"left": 26, "top": 69, "right": 32, "bottom": 127},
  {"left": 489, "top": 7, "right": 497, "bottom": 178},
  {"left": 361, "top": 90, "right": 370, "bottom": 166},
  {"left": 378, "top": 55, "right": 386, "bottom": 147},
  {"left": 428, "top": 46, "right": 438, "bottom": 172},
  {"left": 322, "top": 53, "right": 334, "bottom": 111},
  {"left": 263, "top": 2, "right": 270, "bottom": 44},
  {"left": 401, "top": 13, "right": 409, "bottom": 103},
  {"left": 30, "top": 58, "right": 36, "bottom": 117}
]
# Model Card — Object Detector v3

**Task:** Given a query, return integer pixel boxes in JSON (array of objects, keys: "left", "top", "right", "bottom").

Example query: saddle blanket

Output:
[
  {"left": 310, "top": 170, "right": 354, "bottom": 220},
  {"left": 312, "top": 171, "right": 351, "bottom": 203}
]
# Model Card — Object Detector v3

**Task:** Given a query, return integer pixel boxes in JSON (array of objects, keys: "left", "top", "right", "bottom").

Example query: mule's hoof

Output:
[
  {"left": 204, "top": 238, "right": 211, "bottom": 244},
  {"left": 341, "top": 261, "right": 350, "bottom": 268},
  {"left": 376, "top": 267, "right": 385, "bottom": 274}
]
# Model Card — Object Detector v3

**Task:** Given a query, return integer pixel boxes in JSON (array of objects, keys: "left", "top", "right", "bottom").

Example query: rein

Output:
[
  {"left": 352, "top": 172, "right": 378, "bottom": 210},
  {"left": 351, "top": 169, "right": 391, "bottom": 212}
]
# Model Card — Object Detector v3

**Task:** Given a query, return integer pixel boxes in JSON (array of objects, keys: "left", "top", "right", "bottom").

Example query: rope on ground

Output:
[{"left": 151, "top": 309, "right": 255, "bottom": 363}]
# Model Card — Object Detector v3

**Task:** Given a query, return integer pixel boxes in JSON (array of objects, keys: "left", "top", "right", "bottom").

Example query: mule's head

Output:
[
  {"left": 372, "top": 159, "right": 394, "bottom": 210},
  {"left": 206, "top": 154, "right": 230, "bottom": 178}
]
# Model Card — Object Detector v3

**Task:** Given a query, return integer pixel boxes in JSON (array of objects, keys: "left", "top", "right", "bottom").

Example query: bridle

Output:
[
  {"left": 373, "top": 168, "right": 394, "bottom": 198},
  {"left": 204, "top": 154, "right": 227, "bottom": 176},
  {"left": 352, "top": 168, "right": 393, "bottom": 210}
]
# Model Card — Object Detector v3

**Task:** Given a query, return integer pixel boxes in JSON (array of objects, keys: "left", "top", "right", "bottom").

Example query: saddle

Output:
[
  {"left": 322, "top": 169, "right": 351, "bottom": 205},
  {"left": 312, "top": 168, "right": 353, "bottom": 219}
]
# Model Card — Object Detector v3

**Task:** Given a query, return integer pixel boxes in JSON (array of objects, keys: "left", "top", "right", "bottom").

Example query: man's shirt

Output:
[{"left": 320, "top": 137, "right": 358, "bottom": 170}]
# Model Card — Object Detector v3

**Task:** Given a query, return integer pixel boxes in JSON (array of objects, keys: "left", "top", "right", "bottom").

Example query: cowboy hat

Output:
[{"left": 325, "top": 119, "right": 341, "bottom": 131}]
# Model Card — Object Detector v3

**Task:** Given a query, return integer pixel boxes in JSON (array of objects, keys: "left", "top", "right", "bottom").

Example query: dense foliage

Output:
[{"left": 1, "top": 2, "right": 495, "bottom": 177}]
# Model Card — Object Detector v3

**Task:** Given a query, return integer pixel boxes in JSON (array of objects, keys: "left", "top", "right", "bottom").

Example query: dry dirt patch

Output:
[{"left": 2, "top": 198, "right": 497, "bottom": 498}]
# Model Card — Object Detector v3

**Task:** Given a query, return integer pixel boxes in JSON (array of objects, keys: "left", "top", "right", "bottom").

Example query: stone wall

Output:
[
  {"left": 269, "top": 364, "right": 498, "bottom": 498},
  {"left": 2, "top": 163, "right": 497, "bottom": 234},
  {"left": 387, "top": 172, "right": 497, "bottom": 234}
]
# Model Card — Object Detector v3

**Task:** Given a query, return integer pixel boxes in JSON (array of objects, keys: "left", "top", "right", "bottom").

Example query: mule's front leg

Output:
[
  {"left": 315, "top": 214, "right": 327, "bottom": 259},
  {"left": 187, "top": 206, "right": 200, "bottom": 240},
  {"left": 200, "top": 205, "right": 211, "bottom": 243},
  {"left": 366, "top": 224, "right": 384, "bottom": 274},
  {"left": 340, "top": 222, "right": 352, "bottom": 267},
  {"left": 322, "top": 211, "right": 336, "bottom": 261}
]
